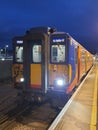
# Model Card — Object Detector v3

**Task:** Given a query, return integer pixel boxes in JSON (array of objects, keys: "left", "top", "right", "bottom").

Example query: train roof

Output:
[{"left": 26, "top": 26, "right": 56, "bottom": 34}]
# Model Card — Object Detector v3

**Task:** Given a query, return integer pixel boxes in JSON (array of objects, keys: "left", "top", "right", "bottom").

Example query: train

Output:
[{"left": 12, "top": 27, "right": 93, "bottom": 108}]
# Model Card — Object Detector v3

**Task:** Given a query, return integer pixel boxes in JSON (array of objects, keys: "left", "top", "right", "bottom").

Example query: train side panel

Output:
[
  {"left": 78, "top": 45, "right": 86, "bottom": 80},
  {"left": 86, "top": 52, "right": 93, "bottom": 71},
  {"left": 66, "top": 37, "right": 78, "bottom": 93}
]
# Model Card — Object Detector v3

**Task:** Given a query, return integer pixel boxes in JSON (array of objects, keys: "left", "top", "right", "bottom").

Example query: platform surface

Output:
[{"left": 48, "top": 66, "right": 98, "bottom": 130}]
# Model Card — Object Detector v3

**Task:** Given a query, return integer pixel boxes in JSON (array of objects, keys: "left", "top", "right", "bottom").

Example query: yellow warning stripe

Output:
[{"left": 90, "top": 65, "right": 98, "bottom": 130}]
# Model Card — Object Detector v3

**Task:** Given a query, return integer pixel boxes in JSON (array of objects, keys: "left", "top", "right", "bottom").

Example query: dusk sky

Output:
[{"left": 0, "top": 0, "right": 98, "bottom": 54}]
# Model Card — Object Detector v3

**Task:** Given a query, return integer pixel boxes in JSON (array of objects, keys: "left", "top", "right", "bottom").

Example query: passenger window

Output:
[
  {"left": 15, "top": 46, "right": 23, "bottom": 62},
  {"left": 32, "top": 45, "right": 41, "bottom": 63}
]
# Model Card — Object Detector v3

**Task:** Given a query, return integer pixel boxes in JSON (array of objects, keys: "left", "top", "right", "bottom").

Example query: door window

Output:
[{"left": 32, "top": 45, "right": 42, "bottom": 63}]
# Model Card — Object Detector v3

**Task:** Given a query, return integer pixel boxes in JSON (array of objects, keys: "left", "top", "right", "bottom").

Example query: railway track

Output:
[
  {"left": 0, "top": 76, "right": 87, "bottom": 130},
  {"left": 0, "top": 81, "right": 67, "bottom": 129},
  {"left": 0, "top": 96, "right": 59, "bottom": 130},
  {"left": 0, "top": 73, "right": 88, "bottom": 130},
  {"left": 0, "top": 80, "right": 60, "bottom": 130},
  {"left": 0, "top": 101, "right": 32, "bottom": 130},
  {"left": 0, "top": 83, "right": 70, "bottom": 129}
]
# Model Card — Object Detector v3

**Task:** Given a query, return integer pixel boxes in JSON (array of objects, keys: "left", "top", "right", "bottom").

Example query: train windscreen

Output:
[
  {"left": 51, "top": 44, "right": 65, "bottom": 63},
  {"left": 50, "top": 36, "right": 66, "bottom": 63},
  {"left": 15, "top": 46, "right": 23, "bottom": 62}
]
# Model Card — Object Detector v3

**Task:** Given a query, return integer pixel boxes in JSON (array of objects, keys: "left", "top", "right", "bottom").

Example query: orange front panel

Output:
[
  {"left": 49, "top": 64, "right": 69, "bottom": 87},
  {"left": 12, "top": 64, "right": 23, "bottom": 83}
]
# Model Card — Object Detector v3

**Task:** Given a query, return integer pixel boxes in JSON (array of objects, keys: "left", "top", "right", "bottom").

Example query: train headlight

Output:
[
  {"left": 1, "top": 58, "right": 5, "bottom": 61},
  {"left": 55, "top": 79, "right": 65, "bottom": 86},
  {"left": 20, "top": 78, "right": 24, "bottom": 82}
]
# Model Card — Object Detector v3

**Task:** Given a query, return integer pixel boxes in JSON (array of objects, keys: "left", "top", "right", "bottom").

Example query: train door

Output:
[
  {"left": 23, "top": 34, "right": 48, "bottom": 94},
  {"left": 30, "top": 41, "right": 42, "bottom": 88}
]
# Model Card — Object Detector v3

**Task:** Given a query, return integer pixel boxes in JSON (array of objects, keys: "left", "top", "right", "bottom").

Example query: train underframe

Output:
[{"left": 16, "top": 87, "right": 73, "bottom": 109}]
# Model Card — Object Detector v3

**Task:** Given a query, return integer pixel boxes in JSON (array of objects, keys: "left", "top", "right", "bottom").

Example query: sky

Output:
[{"left": 0, "top": 0, "right": 98, "bottom": 54}]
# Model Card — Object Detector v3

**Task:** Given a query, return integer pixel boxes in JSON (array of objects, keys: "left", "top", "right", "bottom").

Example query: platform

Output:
[{"left": 48, "top": 65, "right": 98, "bottom": 130}]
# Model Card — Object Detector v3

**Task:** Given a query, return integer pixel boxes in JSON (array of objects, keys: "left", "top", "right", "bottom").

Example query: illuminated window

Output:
[
  {"left": 51, "top": 45, "right": 65, "bottom": 63},
  {"left": 15, "top": 46, "right": 23, "bottom": 62}
]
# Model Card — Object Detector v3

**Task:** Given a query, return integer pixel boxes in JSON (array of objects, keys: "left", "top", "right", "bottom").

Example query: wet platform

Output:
[{"left": 48, "top": 65, "right": 98, "bottom": 130}]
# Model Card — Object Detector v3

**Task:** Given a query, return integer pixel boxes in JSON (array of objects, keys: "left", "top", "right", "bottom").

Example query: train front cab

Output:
[
  {"left": 49, "top": 33, "right": 68, "bottom": 92},
  {"left": 12, "top": 37, "right": 24, "bottom": 88},
  {"left": 23, "top": 32, "right": 49, "bottom": 102},
  {"left": 48, "top": 33, "right": 79, "bottom": 107}
]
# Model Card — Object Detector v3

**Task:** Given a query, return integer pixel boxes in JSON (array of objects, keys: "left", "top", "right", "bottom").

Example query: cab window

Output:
[
  {"left": 51, "top": 44, "right": 65, "bottom": 63},
  {"left": 15, "top": 46, "right": 23, "bottom": 62}
]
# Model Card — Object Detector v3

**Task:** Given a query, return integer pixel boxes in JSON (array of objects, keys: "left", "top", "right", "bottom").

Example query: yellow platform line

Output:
[{"left": 90, "top": 65, "right": 98, "bottom": 130}]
